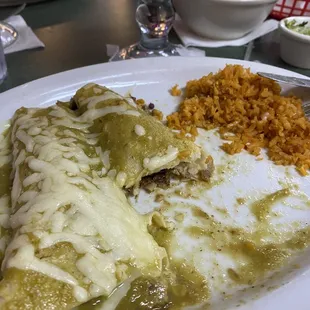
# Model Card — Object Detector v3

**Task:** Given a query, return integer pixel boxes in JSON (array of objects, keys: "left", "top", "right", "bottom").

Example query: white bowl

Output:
[
  {"left": 279, "top": 16, "right": 310, "bottom": 70},
  {"left": 173, "top": 0, "right": 277, "bottom": 40}
]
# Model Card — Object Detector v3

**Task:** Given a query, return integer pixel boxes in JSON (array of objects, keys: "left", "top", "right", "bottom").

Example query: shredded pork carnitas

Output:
[{"left": 138, "top": 157, "right": 214, "bottom": 193}]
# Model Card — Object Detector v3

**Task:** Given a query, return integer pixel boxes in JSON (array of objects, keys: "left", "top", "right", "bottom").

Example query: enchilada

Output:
[
  {"left": 0, "top": 84, "right": 214, "bottom": 309},
  {"left": 0, "top": 104, "right": 167, "bottom": 309},
  {"left": 73, "top": 84, "right": 214, "bottom": 190}
]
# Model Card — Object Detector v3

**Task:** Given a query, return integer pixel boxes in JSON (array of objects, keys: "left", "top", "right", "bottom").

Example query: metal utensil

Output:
[
  {"left": 258, "top": 72, "right": 310, "bottom": 118},
  {"left": 257, "top": 72, "right": 310, "bottom": 88},
  {"left": 303, "top": 102, "right": 310, "bottom": 118}
]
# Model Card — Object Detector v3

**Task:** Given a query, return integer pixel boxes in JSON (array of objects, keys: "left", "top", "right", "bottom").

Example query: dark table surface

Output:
[{"left": 0, "top": 0, "right": 310, "bottom": 94}]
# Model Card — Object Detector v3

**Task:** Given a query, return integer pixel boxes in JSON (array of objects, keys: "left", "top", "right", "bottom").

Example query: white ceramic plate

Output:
[{"left": 1, "top": 57, "right": 310, "bottom": 310}]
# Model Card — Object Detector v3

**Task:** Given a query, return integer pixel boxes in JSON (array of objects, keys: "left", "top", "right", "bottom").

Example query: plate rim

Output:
[
  {"left": 1, "top": 56, "right": 310, "bottom": 310},
  {"left": 1, "top": 57, "right": 309, "bottom": 101}
]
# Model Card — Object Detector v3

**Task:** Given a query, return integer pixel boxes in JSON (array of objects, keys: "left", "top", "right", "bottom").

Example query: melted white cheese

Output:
[
  {"left": 134, "top": 124, "right": 146, "bottom": 136},
  {"left": 75, "top": 88, "right": 142, "bottom": 123},
  {"left": 93, "top": 87, "right": 102, "bottom": 95},
  {"left": 7, "top": 242, "right": 80, "bottom": 287},
  {"left": 80, "top": 91, "right": 122, "bottom": 109},
  {"left": 0, "top": 196, "right": 10, "bottom": 229},
  {"left": 118, "top": 110, "right": 141, "bottom": 117},
  {"left": 102, "top": 150, "right": 110, "bottom": 170},
  {"left": 107, "top": 169, "right": 117, "bottom": 180},
  {"left": 76, "top": 252, "right": 117, "bottom": 296},
  {"left": 79, "top": 105, "right": 128, "bottom": 122},
  {"left": 28, "top": 126, "right": 42, "bottom": 136},
  {"left": 0, "top": 131, "right": 12, "bottom": 166},
  {"left": 4, "top": 104, "right": 166, "bottom": 304},
  {"left": 16, "top": 130, "right": 35, "bottom": 153},
  {"left": 143, "top": 145, "right": 179, "bottom": 171},
  {"left": 23, "top": 173, "right": 44, "bottom": 187},
  {"left": 0, "top": 236, "right": 8, "bottom": 253},
  {"left": 116, "top": 171, "right": 127, "bottom": 188}
]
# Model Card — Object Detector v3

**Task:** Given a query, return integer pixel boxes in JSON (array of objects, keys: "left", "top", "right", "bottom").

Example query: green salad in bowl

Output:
[{"left": 285, "top": 20, "right": 310, "bottom": 36}]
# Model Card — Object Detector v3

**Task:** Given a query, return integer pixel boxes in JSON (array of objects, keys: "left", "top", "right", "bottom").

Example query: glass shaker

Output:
[
  {"left": 110, "top": 0, "right": 179, "bottom": 61},
  {"left": 0, "top": 39, "right": 7, "bottom": 84}
]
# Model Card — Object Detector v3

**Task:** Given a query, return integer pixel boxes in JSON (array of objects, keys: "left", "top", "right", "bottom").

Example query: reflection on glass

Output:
[
  {"left": 0, "top": 22, "right": 18, "bottom": 49},
  {"left": 0, "top": 39, "right": 7, "bottom": 84},
  {"left": 110, "top": 0, "right": 179, "bottom": 61}
]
